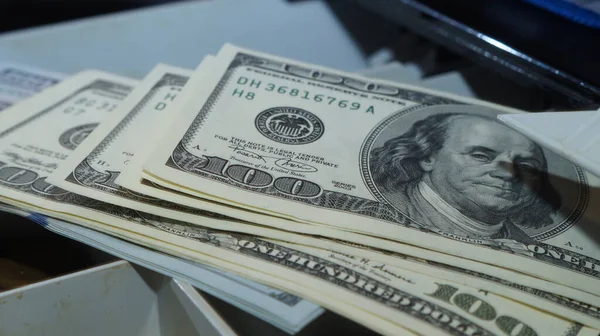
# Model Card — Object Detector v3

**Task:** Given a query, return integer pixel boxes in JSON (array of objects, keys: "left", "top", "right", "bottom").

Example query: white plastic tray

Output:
[{"left": 0, "top": 260, "right": 237, "bottom": 336}]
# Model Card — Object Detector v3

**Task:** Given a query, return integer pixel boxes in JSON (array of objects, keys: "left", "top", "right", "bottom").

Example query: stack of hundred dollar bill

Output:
[
  {"left": 1, "top": 44, "right": 599, "bottom": 336},
  {"left": 0, "top": 62, "right": 322, "bottom": 335}
]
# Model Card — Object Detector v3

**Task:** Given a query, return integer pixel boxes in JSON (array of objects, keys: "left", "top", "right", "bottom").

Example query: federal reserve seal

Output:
[
  {"left": 59, "top": 123, "right": 98, "bottom": 150},
  {"left": 255, "top": 107, "right": 324, "bottom": 145}
]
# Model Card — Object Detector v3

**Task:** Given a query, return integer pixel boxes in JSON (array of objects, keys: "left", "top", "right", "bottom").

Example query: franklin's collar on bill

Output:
[{"left": 418, "top": 181, "right": 505, "bottom": 238}]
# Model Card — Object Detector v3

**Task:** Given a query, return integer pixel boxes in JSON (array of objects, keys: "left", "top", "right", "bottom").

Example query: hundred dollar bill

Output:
[
  {"left": 0, "top": 65, "right": 65, "bottom": 211},
  {"left": 0, "top": 63, "right": 587, "bottom": 336},
  {"left": 141, "top": 44, "right": 600, "bottom": 296},
  {"left": 26, "top": 213, "right": 322, "bottom": 334},
  {"left": 0, "top": 63, "right": 65, "bottom": 101},
  {"left": 0, "top": 69, "right": 135, "bottom": 211},
  {"left": 6, "top": 193, "right": 594, "bottom": 336},
  {"left": 45, "top": 63, "right": 600, "bottom": 328},
  {"left": 0, "top": 63, "right": 64, "bottom": 114},
  {"left": 0, "top": 61, "right": 404, "bottom": 335},
  {"left": 275, "top": 240, "right": 599, "bottom": 336},
  {"left": 16, "top": 204, "right": 600, "bottom": 336},
  {"left": 38, "top": 211, "right": 419, "bottom": 336}
]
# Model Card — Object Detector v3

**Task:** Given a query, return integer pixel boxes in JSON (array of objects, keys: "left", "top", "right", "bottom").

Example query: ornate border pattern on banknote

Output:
[
  {"left": 359, "top": 103, "right": 588, "bottom": 242},
  {"left": 163, "top": 53, "right": 599, "bottom": 281},
  {"left": 0, "top": 81, "right": 131, "bottom": 139},
  {"left": 62, "top": 74, "right": 231, "bottom": 220},
  {"left": 0, "top": 78, "right": 507, "bottom": 335},
  {"left": 0, "top": 75, "right": 594, "bottom": 334},
  {"left": 203, "top": 264, "right": 302, "bottom": 307}
]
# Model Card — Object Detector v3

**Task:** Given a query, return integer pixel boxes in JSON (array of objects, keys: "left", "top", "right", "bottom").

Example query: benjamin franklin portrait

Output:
[{"left": 368, "top": 112, "right": 564, "bottom": 242}]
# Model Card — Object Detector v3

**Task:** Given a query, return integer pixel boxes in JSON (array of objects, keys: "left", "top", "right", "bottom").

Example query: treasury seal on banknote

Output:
[
  {"left": 362, "top": 104, "right": 588, "bottom": 243},
  {"left": 255, "top": 106, "right": 324, "bottom": 145}
]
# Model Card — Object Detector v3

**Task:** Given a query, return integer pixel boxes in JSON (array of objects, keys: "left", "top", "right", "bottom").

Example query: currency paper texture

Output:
[
  {"left": 30, "top": 213, "right": 323, "bottom": 334},
  {"left": 38, "top": 211, "right": 599, "bottom": 336},
  {"left": 278, "top": 240, "right": 598, "bottom": 336},
  {"left": 20, "top": 204, "right": 596, "bottom": 336},
  {"left": 141, "top": 44, "right": 600, "bottom": 296},
  {"left": 0, "top": 70, "right": 135, "bottom": 207},
  {"left": 0, "top": 63, "right": 65, "bottom": 113},
  {"left": 0, "top": 62, "right": 406, "bottom": 335},
  {"left": 45, "top": 62, "right": 600, "bottom": 328},
  {"left": 0, "top": 65, "right": 589, "bottom": 336},
  {"left": 0, "top": 63, "right": 65, "bottom": 102},
  {"left": 0, "top": 63, "right": 324, "bottom": 333}
]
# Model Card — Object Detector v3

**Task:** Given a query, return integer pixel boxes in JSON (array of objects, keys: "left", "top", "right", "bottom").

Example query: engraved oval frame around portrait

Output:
[{"left": 360, "top": 104, "right": 588, "bottom": 241}]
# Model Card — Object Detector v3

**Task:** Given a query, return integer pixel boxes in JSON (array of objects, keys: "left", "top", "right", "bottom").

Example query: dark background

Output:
[{"left": 0, "top": 0, "right": 185, "bottom": 34}]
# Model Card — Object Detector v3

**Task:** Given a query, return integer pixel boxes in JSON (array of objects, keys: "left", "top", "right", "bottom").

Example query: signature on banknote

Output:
[{"left": 228, "top": 145, "right": 318, "bottom": 173}]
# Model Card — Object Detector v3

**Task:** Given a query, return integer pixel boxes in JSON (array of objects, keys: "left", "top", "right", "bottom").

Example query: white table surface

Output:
[{"left": 0, "top": 0, "right": 366, "bottom": 79}]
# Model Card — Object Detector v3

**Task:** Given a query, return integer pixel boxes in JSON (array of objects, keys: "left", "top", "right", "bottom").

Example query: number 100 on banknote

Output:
[{"left": 143, "top": 44, "right": 600, "bottom": 296}]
